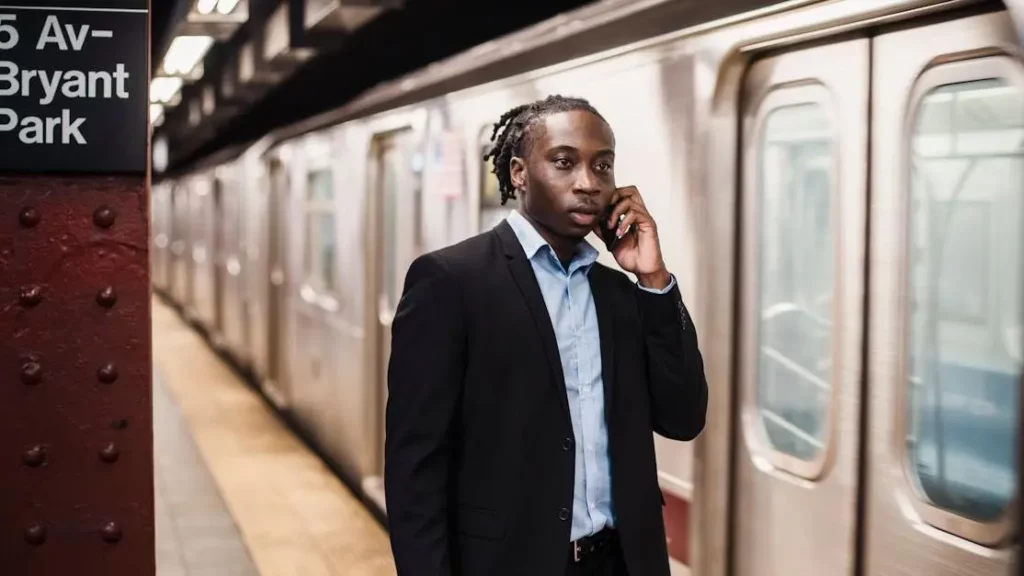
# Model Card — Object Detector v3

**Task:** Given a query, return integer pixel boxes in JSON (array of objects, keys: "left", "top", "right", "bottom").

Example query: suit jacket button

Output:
[
  {"left": 562, "top": 438, "right": 574, "bottom": 451},
  {"left": 559, "top": 508, "right": 570, "bottom": 521}
]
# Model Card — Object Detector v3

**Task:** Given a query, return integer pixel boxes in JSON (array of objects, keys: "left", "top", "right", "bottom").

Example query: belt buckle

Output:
[{"left": 573, "top": 541, "right": 582, "bottom": 563}]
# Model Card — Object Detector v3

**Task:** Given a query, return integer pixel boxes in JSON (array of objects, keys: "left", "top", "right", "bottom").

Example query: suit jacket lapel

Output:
[
  {"left": 588, "top": 265, "right": 617, "bottom": 419},
  {"left": 495, "top": 222, "right": 571, "bottom": 422}
]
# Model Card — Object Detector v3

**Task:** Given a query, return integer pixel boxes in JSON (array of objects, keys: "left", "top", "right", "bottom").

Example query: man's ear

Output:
[{"left": 509, "top": 156, "right": 526, "bottom": 192}]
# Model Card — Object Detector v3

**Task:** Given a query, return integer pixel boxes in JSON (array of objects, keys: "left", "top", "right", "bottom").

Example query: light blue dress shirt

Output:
[{"left": 505, "top": 210, "right": 676, "bottom": 541}]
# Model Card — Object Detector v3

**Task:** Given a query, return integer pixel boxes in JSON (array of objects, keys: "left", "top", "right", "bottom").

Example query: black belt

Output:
[{"left": 571, "top": 528, "right": 617, "bottom": 563}]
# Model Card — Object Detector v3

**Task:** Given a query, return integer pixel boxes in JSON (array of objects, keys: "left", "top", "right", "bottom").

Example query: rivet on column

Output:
[
  {"left": 99, "top": 442, "right": 119, "bottom": 463},
  {"left": 22, "top": 445, "right": 46, "bottom": 467},
  {"left": 20, "top": 362, "right": 42, "bottom": 386},
  {"left": 19, "top": 285, "right": 42, "bottom": 308},
  {"left": 96, "top": 286, "right": 117, "bottom": 308},
  {"left": 18, "top": 207, "right": 40, "bottom": 228},
  {"left": 100, "top": 521, "right": 122, "bottom": 543},
  {"left": 97, "top": 363, "right": 118, "bottom": 384},
  {"left": 24, "top": 523, "right": 46, "bottom": 546},
  {"left": 93, "top": 205, "right": 115, "bottom": 229}
]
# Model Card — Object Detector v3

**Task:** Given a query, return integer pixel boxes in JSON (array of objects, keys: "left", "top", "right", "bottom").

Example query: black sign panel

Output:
[{"left": 0, "top": 3, "right": 148, "bottom": 174}]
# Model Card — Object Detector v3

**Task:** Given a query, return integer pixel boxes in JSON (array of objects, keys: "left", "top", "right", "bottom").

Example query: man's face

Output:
[{"left": 510, "top": 110, "right": 617, "bottom": 243}]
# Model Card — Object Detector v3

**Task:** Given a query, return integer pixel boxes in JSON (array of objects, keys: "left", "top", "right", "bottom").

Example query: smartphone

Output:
[{"left": 598, "top": 198, "right": 630, "bottom": 252}]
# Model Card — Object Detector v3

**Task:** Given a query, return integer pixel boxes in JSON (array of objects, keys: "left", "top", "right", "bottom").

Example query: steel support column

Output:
[{"left": 0, "top": 2, "right": 153, "bottom": 575}]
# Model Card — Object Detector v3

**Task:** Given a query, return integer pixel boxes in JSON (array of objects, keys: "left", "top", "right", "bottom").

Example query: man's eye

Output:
[{"left": 554, "top": 158, "right": 571, "bottom": 168}]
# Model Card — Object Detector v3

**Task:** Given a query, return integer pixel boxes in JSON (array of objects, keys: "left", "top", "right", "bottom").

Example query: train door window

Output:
[
  {"left": 480, "top": 126, "right": 516, "bottom": 231},
  {"left": 305, "top": 168, "right": 337, "bottom": 294},
  {"left": 754, "top": 87, "right": 836, "bottom": 473},
  {"left": 904, "top": 63, "right": 1024, "bottom": 527},
  {"left": 381, "top": 141, "right": 401, "bottom": 311}
]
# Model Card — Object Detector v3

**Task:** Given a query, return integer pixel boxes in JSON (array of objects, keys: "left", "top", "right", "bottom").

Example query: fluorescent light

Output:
[
  {"left": 150, "top": 103, "right": 165, "bottom": 126},
  {"left": 162, "top": 35, "right": 214, "bottom": 76},
  {"left": 196, "top": 0, "right": 218, "bottom": 14},
  {"left": 150, "top": 77, "right": 183, "bottom": 104},
  {"left": 216, "top": 0, "right": 241, "bottom": 15}
]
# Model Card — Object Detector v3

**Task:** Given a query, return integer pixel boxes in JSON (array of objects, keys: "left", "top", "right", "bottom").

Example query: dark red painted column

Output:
[{"left": 0, "top": 2, "right": 153, "bottom": 575}]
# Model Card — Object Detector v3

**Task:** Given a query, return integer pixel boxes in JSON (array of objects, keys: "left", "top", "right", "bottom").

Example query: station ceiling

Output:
[{"left": 150, "top": 0, "right": 597, "bottom": 174}]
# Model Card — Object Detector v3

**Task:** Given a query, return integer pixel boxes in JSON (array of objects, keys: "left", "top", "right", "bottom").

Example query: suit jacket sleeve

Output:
[
  {"left": 385, "top": 252, "right": 465, "bottom": 576},
  {"left": 635, "top": 277, "right": 708, "bottom": 440}
]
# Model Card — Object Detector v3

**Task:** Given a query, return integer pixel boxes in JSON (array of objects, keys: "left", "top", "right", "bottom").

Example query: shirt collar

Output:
[{"left": 506, "top": 209, "right": 599, "bottom": 270}]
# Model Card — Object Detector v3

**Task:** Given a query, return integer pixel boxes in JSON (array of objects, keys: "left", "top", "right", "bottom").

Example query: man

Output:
[{"left": 384, "top": 94, "right": 708, "bottom": 576}]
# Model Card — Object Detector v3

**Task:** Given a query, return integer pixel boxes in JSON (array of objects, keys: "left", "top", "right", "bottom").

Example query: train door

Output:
[
  {"left": 171, "top": 182, "right": 193, "bottom": 307},
  {"left": 732, "top": 38, "right": 869, "bottom": 575},
  {"left": 266, "top": 156, "right": 291, "bottom": 404},
  {"left": 369, "top": 129, "right": 420, "bottom": 511},
  {"left": 863, "top": 10, "right": 1021, "bottom": 575},
  {"left": 731, "top": 7, "right": 1023, "bottom": 575},
  {"left": 212, "top": 175, "right": 226, "bottom": 339}
]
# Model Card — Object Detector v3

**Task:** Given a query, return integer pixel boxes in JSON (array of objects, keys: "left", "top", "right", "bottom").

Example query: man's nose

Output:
[{"left": 573, "top": 168, "right": 601, "bottom": 194}]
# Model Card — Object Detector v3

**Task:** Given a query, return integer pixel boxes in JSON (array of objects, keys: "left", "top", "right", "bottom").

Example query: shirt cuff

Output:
[{"left": 636, "top": 273, "right": 677, "bottom": 295}]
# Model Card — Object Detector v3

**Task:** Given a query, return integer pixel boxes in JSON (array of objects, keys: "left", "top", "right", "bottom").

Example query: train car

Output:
[
  {"left": 151, "top": 0, "right": 1024, "bottom": 574},
  {"left": 153, "top": 144, "right": 255, "bottom": 365}
]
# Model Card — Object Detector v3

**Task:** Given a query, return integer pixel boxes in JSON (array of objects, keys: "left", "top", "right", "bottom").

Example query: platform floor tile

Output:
[{"left": 155, "top": 370, "right": 261, "bottom": 576}]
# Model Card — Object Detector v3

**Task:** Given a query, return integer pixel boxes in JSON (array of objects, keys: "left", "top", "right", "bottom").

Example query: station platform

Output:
[
  {"left": 152, "top": 298, "right": 396, "bottom": 576},
  {"left": 152, "top": 296, "right": 689, "bottom": 576}
]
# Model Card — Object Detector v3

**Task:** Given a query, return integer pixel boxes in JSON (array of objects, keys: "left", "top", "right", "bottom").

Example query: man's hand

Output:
[{"left": 596, "top": 185, "right": 671, "bottom": 290}]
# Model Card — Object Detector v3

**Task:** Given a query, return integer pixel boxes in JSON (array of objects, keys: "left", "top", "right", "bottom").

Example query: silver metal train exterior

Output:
[{"left": 150, "top": 0, "right": 1024, "bottom": 573}]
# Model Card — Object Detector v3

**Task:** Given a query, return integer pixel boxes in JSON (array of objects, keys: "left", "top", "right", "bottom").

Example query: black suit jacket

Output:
[{"left": 384, "top": 220, "right": 708, "bottom": 576}]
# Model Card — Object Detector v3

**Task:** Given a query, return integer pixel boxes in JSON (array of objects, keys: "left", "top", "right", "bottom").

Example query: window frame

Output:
[
  {"left": 741, "top": 82, "right": 843, "bottom": 482},
  {"left": 895, "top": 54, "right": 1024, "bottom": 547},
  {"left": 302, "top": 166, "right": 340, "bottom": 300},
  {"left": 369, "top": 126, "right": 420, "bottom": 320},
  {"left": 378, "top": 138, "right": 402, "bottom": 313}
]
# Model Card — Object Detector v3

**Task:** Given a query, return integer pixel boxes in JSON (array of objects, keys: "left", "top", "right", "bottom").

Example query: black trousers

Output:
[{"left": 565, "top": 532, "right": 629, "bottom": 576}]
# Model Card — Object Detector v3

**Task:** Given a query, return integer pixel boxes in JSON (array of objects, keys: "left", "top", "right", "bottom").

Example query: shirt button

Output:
[
  {"left": 562, "top": 438, "right": 574, "bottom": 451},
  {"left": 559, "top": 508, "right": 570, "bottom": 521}
]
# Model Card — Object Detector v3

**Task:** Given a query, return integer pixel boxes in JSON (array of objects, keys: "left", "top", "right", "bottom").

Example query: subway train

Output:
[{"left": 150, "top": 0, "right": 1024, "bottom": 574}]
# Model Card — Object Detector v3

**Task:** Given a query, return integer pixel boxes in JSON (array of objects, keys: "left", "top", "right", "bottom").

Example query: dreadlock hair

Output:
[{"left": 482, "top": 95, "right": 605, "bottom": 206}]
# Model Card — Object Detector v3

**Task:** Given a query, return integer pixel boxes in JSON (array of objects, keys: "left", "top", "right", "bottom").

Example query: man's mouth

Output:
[{"left": 568, "top": 207, "right": 600, "bottom": 227}]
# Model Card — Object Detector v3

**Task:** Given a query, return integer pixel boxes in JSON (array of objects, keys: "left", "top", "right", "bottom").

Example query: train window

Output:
[
  {"left": 381, "top": 143, "right": 401, "bottom": 311},
  {"left": 755, "top": 100, "right": 835, "bottom": 466},
  {"left": 304, "top": 169, "right": 337, "bottom": 293},
  {"left": 905, "top": 75, "right": 1024, "bottom": 523}
]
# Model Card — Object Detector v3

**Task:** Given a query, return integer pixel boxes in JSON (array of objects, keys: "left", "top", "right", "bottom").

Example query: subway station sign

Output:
[{"left": 0, "top": 2, "right": 148, "bottom": 174}]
